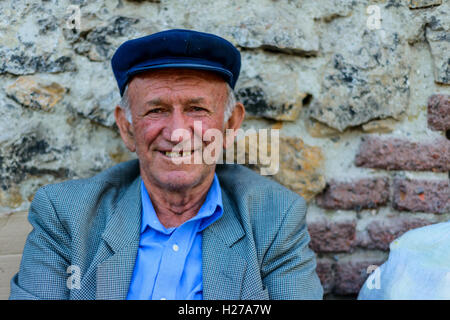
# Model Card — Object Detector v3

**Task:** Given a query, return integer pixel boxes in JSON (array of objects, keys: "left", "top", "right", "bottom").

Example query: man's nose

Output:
[{"left": 162, "top": 109, "right": 192, "bottom": 143}]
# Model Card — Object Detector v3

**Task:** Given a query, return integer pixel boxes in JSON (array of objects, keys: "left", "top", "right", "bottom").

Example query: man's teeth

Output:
[{"left": 164, "top": 151, "right": 192, "bottom": 158}]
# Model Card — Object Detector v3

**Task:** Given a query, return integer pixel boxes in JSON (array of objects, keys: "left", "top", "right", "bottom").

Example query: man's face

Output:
[{"left": 119, "top": 69, "right": 230, "bottom": 191}]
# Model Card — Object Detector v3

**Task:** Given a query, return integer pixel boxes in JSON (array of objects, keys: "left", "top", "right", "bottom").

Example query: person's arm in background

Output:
[
  {"left": 9, "top": 186, "right": 71, "bottom": 299},
  {"left": 261, "top": 197, "right": 323, "bottom": 299},
  {"left": 358, "top": 221, "right": 450, "bottom": 300}
]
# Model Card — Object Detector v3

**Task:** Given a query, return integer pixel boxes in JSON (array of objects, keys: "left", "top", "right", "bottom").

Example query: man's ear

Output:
[
  {"left": 114, "top": 105, "right": 136, "bottom": 152},
  {"left": 223, "top": 102, "right": 245, "bottom": 149}
]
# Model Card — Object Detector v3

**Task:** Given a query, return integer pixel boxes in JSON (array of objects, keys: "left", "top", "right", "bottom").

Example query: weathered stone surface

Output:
[
  {"left": 355, "top": 137, "right": 450, "bottom": 172},
  {"left": 305, "top": 118, "right": 341, "bottom": 138},
  {"left": 73, "top": 90, "right": 119, "bottom": 127},
  {"left": 0, "top": 47, "right": 76, "bottom": 75},
  {"left": 361, "top": 118, "right": 397, "bottom": 133},
  {"left": 271, "top": 137, "right": 326, "bottom": 201},
  {"left": 308, "top": 219, "right": 357, "bottom": 253},
  {"left": 358, "top": 217, "right": 432, "bottom": 251},
  {"left": 63, "top": 16, "right": 140, "bottom": 62},
  {"left": 409, "top": 0, "right": 442, "bottom": 9},
  {"left": 6, "top": 76, "right": 66, "bottom": 112},
  {"left": 425, "top": 7, "right": 450, "bottom": 84},
  {"left": 316, "top": 178, "right": 390, "bottom": 211},
  {"left": 236, "top": 51, "right": 318, "bottom": 122},
  {"left": 309, "top": 11, "right": 411, "bottom": 131},
  {"left": 428, "top": 94, "right": 450, "bottom": 131},
  {"left": 235, "top": 134, "right": 326, "bottom": 201},
  {"left": 393, "top": 179, "right": 450, "bottom": 214},
  {"left": 316, "top": 259, "right": 335, "bottom": 294},
  {"left": 238, "top": 86, "right": 308, "bottom": 122},
  {"left": 334, "top": 259, "right": 386, "bottom": 295},
  {"left": 177, "top": 0, "right": 319, "bottom": 55},
  {"left": 0, "top": 131, "right": 70, "bottom": 191}
]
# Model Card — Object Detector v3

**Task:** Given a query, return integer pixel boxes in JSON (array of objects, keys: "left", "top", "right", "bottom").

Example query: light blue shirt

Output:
[
  {"left": 126, "top": 175, "right": 223, "bottom": 300},
  {"left": 358, "top": 221, "right": 450, "bottom": 300}
]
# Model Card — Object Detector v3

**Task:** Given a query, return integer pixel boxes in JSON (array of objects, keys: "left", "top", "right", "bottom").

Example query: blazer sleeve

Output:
[
  {"left": 261, "top": 197, "right": 323, "bottom": 300},
  {"left": 9, "top": 186, "right": 71, "bottom": 300}
]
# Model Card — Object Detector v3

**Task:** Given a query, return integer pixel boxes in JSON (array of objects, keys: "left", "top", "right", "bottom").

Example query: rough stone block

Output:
[
  {"left": 355, "top": 137, "right": 450, "bottom": 172},
  {"left": 334, "top": 259, "right": 386, "bottom": 295},
  {"left": 315, "top": 259, "right": 335, "bottom": 294},
  {"left": 424, "top": 7, "right": 450, "bottom": 84},
  {"left": 6, "top": 76, "right": 66, "bottom": 112},
  {"left": 358, "top": 217, "right": 432, "bottom": 251},
  {"left": 0, "top": 211, "right": 32, "bottom": 255},
  {"left": 392, "top": 179, "right": 450, "bottom": 214},
  {"left": 308, "top": 219, "right": 357, "bottom": 253},
  {"left": 428, "top": 94, "right": 450, "bottom": 131},
  {"left": 316, "top": 178, "right": 390, "bottom": 211},
  {"left": 236, "top": 135, "right": 326, "bottom": 201},
  {"left": 409, "top": 0, "right": 442, "bottom": 9}
]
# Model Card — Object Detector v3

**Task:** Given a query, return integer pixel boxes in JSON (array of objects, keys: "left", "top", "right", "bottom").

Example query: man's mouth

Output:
[{"left": 161, "top": 150, "right": 193, "bottom": 158}]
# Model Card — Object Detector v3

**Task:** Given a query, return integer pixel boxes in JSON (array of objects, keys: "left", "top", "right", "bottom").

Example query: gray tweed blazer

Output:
[{"left": 9, "top": 159, "right": 323, "bottom": 300}]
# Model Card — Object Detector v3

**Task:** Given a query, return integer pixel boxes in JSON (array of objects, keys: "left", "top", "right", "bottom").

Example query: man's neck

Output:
[{"left": 141, "top": 174, "right": 215, "bottom": 229}]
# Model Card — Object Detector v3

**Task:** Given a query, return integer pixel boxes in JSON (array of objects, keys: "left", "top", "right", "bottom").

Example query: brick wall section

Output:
[
  {"left": 428, "top": 94, "right": 450, "bottom": 131},
  {"left": 357, "top": 217, "right": 432, "bottom": 251},
  {"left": 392, "top": 179, "right": 450, "bottom": 214},
  {"left": 315, "top": 178, "right": 389, "bottom": 211},
  {"left": 354, "top": 137, "right": 450, "bottom": 172},
  {"left": 308, "top": 220, "right": 357, "bottom": 253},
  {"left": 315, "top": 259, "right": 335, "bottom": 294},
  {"left": 333, "top": 259, "right": 386, "bottom": 295},
  {"left": 316, "top": 258, "right": 387, "bottom": 295},
  {"left": 309, "top": 93, "right": 450, "bottom": 298}
]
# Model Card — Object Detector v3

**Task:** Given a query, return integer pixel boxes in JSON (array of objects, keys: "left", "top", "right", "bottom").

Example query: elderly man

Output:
[{"left": 10, "top": 29, "right": 323, "bottom": 300}]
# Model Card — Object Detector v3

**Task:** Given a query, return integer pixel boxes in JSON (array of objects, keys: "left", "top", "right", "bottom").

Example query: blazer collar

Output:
[
  {"left": 97, "top": 174, "right": 142, "bottom": 300},
  {"left": 202, "top": 188, "right": 247, "bottom": 299},
  {"left": 97, "top": 164, "right": 247, "bottom": 300}
]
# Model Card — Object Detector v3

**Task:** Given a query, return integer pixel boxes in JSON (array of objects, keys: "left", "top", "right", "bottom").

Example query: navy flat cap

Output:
[{"left": 111, "top": 29, "right": 241, "bottom": 96}]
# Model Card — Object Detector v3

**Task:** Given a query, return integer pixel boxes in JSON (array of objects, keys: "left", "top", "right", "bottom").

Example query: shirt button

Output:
[{"left": 172, "top": 244, "right": 179, "bottom": 252}]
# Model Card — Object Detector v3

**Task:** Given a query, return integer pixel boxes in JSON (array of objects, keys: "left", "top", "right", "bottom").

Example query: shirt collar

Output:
[{"left": 140, "top": 174, "right": 223, "bottom": 235}]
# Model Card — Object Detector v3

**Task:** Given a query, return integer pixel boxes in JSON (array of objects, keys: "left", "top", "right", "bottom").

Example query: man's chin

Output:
[{"left": 152, "top": 170, "right": 209, "bottom": 192}]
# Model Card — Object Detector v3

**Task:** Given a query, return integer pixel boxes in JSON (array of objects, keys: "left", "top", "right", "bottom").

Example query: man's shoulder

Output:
[
  {"left": 34, "top": 159, "right": 140, "bottom": 220},
  {"left": 42, "top": 159, "right": 140, "bottom": 193},
  {"left": 391, "top": 221, "right": 450, "bottom": 257}
]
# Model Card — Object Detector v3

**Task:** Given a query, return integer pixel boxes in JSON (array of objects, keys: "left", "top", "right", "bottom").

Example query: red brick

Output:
[
  {"left": 316, "top": 178, "right": 389, "bottom": 211},
  {"left": 334, "top": 259, "right": 385, "bottom": 295},
  {"left": 308, "top": 219, "right": 356, "bottom": 253},
  {"left": 393, "top": 179, "right": 450, "bottom": 214},
  {"left": 316, "top": 259, "right": 335, "bottom": 294},
  {"left": 358, "top": 217, "right": 433, "bottom": 251},
  {"left": 428, "top": 94, "right": 450, "bottom": 131},
  {"left": 355, "top": 137, "right": 450, "bottom": 172}
]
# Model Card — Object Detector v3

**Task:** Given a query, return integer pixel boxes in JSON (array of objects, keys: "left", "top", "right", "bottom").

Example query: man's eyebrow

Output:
[
  {"left": 144, "top": 98, "right": 168, "bottom": 107},
  {"left": 185, "top": 97, "right": 206, "bottom": 104}
]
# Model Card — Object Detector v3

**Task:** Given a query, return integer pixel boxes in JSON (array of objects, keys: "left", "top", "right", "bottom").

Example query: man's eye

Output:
[
  {"left": 191, "top": 106, "right": 207, "bottom": 112},
  {"left": 147, "top": 108, "right": 164, "bottom": 114}
]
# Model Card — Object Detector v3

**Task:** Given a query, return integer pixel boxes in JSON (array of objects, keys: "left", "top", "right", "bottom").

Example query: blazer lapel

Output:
[
  {"left": 202, "top": 189, "right": 247, "bottom": 300},
  {"left": 96, "top": 175, "right": 142, "bottom": 300}
]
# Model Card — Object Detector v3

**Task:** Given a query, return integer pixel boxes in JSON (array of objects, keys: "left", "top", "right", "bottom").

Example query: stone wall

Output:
[{"left": 0, "top": 0, "right": 448, "bottom": 299}]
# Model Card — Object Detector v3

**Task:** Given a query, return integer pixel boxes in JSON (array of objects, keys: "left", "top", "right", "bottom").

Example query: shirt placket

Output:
[{"left": 151, "top": 226, "right": 189, "bottom": 300}]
